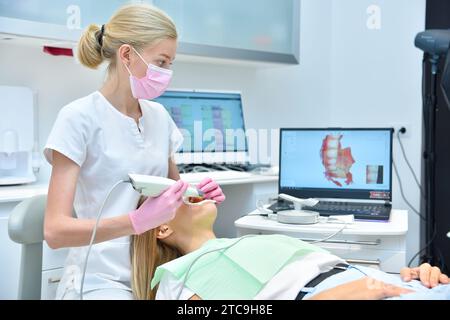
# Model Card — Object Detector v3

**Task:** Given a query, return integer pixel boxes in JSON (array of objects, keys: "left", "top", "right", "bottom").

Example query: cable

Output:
[
  {"left": 255, "top": 199, "right": 275, "bottom": 216},
  {"left": 308, "top": 223, "right": 347, "bottom": 244},
  {"left": 392, "top": 159, "right": 426, "bottom": 221},
  {"left": 79, "top": 179, "right": 129, "bottom": 300},
  {"left": 407, "top": 226, "right": 437, "bottom": 267},
  {"left": 213, "top": 164, "right": 233, "bottom": 172},
  {"left": 177, "top": 164, "right": 189, "bottom": 174},
  {"left": 396, "top": 130, "right": 425, "bottom": 198},
  {"left": 192, "top": 165, "right": 213, "bottom": 173},
  {"left": 225, "top": 164, "right": 246, "bottom": 172},
  {"left": 436, "top": 246, "right": 446, "bottom": 272}
]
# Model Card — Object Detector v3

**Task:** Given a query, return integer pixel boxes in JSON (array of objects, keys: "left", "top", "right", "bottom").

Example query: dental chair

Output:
[{"left": 8, "top": 195, "right": 47, "bottom": 300}]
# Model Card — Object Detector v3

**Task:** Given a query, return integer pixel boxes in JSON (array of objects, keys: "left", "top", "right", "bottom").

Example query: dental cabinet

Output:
[
  {"left": 235, "top": 210, "right": 408, "bottom": 273},
  {"left": 0, "top": 0, "right": 299, "bottom": 65},
  {"left": 0, "top": 174, "right": 278, "bottom": 299}
]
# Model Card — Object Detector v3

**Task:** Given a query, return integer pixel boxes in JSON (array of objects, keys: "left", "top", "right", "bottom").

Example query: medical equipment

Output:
[
  {"left": 256, "top": 194, "right": 320, "bottom": 224},
  {"left": 0, "top": 86, "right": 39, "bottom": 185},
  {"left": 415, "top": 30, "right": 450, "bottom": 264},
  {"left": 276, "top": 193, "right": 320, "bottom": 224},
  {"left": 415, "top": 29, "right": 450, "bottom": 56},
  {"left": 80, "top": 174, "right": 208, "bottom": 300},
  {"left": 128, "top": 174, "right": 203, "bottom": 198}
]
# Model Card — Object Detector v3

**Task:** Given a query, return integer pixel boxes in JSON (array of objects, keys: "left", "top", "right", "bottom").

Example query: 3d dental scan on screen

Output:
[
  {"left": 280, "top": 129, "right": 392, "bottom": 199},
  {"left": 2, "top": 0, "right": 450, "bottom": 311}
]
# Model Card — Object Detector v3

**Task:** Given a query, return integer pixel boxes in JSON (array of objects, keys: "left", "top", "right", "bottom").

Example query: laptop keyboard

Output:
[{"left": 268, "top": 200, "right": 391, "bottom": 221}]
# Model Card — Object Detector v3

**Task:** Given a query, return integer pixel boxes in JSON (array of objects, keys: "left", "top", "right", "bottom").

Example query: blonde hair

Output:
[
  {"left": 130, "top": 196, "right": 181, "bottom": 300},
  {"left": 77, "top": 3, "right": 177, "bottom": 70},
  {"left": 130, "top": 229, "right": 181, "bottom": 300}
]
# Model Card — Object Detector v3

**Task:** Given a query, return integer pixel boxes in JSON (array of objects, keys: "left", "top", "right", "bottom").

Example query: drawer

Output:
[
  {"left": 41, "top": 268, "right": 64, "bottom": 300},
  {"left": 318, "top": 245, "right": 406, "bottom": 273},
  {"left": 238, "top": 228, "right": 405, "bottom": 251},
  {"left": 236, "top": 228, "right": 407, "bottom": 273}
]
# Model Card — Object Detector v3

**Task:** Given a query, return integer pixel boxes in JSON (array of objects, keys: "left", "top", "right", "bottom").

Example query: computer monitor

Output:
[
  {"left": 154, "top": 90, "right": 248, "bottom": 164},
  {"left": 442, "top": 47, "right": 450, "bottom": 111},
  {"left": 279, "top": 128, "right": 393, "bottom": 201}
]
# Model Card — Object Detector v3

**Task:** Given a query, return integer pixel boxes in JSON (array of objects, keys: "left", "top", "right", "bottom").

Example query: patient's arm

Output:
[{"left": 307, "top": 277, "right": 413, "bottom": 300}]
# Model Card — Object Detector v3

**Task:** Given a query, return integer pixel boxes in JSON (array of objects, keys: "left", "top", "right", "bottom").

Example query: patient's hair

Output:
[{"left": 130, "top": 197, "right": 181, "bottom": 300}]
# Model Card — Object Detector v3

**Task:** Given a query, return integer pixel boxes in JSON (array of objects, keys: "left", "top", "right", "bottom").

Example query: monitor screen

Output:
[
  {"left": 442, "top": 47, "right": 450, "bottom": 111},
  {"left": 154, "top": 90, "right": 247, "bottom": 155},
  {"left": 279, "top": 128, "right": 393, "bottom": 200}
]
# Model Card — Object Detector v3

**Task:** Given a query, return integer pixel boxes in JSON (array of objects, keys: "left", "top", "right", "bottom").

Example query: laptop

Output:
[
  {"left": 154, "top": 89, "right": 259, "bottom": 182},
  {"left": 269, "top": 128, "right": 394, "bottom": 221}
]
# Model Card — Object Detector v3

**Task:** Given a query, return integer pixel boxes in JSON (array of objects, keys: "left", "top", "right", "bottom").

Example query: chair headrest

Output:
[{"left": 8, "top": 195, "right": 47, "bottom": 244}]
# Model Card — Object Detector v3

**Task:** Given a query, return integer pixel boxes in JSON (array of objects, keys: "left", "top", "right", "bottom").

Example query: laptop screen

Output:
[
  {"left": 154, "top": 90, "right": 248, "bottom": 153},
  {"left": 279, "top": 128, "right": 393, "bottom": 201}
]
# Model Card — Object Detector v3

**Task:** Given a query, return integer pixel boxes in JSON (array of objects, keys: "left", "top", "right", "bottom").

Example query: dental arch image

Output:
[
  {"left": 320, "top": 134, "right": 384, "bottom": 187},
  {"left": 320, "top": 134, "right": 355, "bottom": 187}
]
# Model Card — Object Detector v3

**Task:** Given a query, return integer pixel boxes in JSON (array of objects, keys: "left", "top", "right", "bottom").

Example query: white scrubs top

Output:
[{"left": 44, "top": 91, "right": 183, "bottom": 298}]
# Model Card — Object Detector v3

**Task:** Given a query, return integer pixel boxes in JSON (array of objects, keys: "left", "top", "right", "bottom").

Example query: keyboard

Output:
[
  {"left": 180, "top": 170, "right": 253, "bottom": 183},
  {"left": 268, "top": 200, "right": 391, "bottom": 221}
]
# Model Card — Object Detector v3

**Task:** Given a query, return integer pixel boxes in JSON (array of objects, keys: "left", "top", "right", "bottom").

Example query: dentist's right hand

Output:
[{"left": 128, "top": 180, "right": 189, "bottom": 234}]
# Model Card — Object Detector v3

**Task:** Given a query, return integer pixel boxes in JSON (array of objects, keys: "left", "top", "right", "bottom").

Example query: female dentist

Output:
[{"left": 43, "top": 4, "right": 225, "bottom": 300}]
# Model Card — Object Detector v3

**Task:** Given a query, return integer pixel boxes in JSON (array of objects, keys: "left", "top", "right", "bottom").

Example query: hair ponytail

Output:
[
  {"left": 77, "top": 24, "right": 104, "bottom": 69},
  {"left": 77, "top": 4, "right": 177, "bottom": 71}
]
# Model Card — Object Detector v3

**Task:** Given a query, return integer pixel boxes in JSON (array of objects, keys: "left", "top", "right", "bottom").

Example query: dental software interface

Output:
[
  {"left": 154, "top": 91, "right": 247, "bottom": 153},
  {"left": 280, "top": 129, "right": 392, "bottom": 200}
]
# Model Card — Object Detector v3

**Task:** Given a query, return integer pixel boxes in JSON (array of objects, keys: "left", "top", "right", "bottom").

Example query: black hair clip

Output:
[{"left": 98, "top": 24, "right": 105, "bottom": 47}]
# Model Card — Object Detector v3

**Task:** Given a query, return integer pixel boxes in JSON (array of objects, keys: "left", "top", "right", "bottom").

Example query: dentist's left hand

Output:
[
  {"left": 197, "top": 178, "right": 226, "bottom": 204},
  {"left": 128, "top": 180, "right": 189, "bottom": 234}
]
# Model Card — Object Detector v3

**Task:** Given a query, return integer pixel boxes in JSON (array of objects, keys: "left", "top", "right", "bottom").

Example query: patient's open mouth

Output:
[
  {"left": 187, "top": 196, "right": 204, "bottom": 203},
  {"left": 183, "top": 196, "right": 216, "bottom": 206}
]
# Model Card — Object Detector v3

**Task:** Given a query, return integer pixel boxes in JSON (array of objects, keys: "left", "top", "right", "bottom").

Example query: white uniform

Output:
[{"left": 44, "top": 91, "right": 183, "bottom": 299}]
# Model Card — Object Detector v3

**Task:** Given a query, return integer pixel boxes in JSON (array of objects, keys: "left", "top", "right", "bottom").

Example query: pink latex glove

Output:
[
  {"left": 129, "top": 180, "right": 189, "bottom": 234},
  {"left": 197, "top": 177, "right": 226, "bottom": 204}
]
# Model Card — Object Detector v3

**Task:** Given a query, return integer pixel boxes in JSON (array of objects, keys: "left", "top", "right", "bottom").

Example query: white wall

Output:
[
  {"left": 329, "top": 0, "right": 426, "bottom": 265},
  {"left": 0, "top": 0, "right": 425, "bottom": 262},
  {"left": 252, "top": 0, "right": 426, "bottom": 263}
]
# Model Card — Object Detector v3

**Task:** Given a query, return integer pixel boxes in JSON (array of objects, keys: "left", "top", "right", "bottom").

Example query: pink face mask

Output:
[{"left": 124, "top": 47, "right": 173, "bottom": 100}]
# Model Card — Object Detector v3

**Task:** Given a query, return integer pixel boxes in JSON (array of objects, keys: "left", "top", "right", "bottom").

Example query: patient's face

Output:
[{"left": 167, "top": 200, "right": 218, "bottom": 234}]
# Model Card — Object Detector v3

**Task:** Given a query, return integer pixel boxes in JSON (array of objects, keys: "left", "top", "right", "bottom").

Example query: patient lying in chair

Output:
[{"left": 130, "top": 197, "right": 449, "bottom": 300}]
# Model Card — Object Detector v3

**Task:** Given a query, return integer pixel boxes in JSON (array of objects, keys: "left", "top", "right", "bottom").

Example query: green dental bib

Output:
[{"left": 151, "top": 234, "right": 328, "bottom": 300}]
